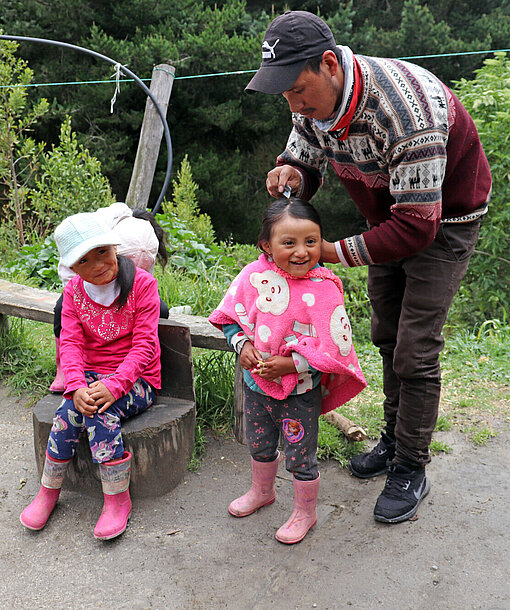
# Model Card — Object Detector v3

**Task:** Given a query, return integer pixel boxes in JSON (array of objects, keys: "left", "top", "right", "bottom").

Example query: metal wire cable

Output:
[{"left": 0, "top": 34, "right": 172, "bottom": 213}]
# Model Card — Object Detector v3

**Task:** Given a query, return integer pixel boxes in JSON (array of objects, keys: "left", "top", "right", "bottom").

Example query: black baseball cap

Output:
[{"left": 245, "top": 10, "right": 336, "bottom": 95}]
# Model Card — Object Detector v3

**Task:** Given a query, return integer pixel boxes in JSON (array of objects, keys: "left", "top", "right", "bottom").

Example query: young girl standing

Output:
[
  {"left": 20, "top": 211, "right": 161, "bottom": 539},
  {"left": 209, "top": 198, "right": 366, "bottom": 544}
]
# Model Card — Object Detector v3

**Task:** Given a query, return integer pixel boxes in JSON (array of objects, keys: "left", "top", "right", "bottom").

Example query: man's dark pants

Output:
[{"left": 367, "top": 220, "right": 481, "bottom": 468}]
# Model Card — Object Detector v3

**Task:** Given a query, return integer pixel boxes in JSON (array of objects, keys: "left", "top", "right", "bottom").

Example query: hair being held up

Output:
[{"left": 257, "top": 197, "right": 323, "bottom": 251}]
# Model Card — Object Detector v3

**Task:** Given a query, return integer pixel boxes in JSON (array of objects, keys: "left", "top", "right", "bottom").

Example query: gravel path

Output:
[{"left": 1, "top": 384, "right": 509, "bottom": 609}]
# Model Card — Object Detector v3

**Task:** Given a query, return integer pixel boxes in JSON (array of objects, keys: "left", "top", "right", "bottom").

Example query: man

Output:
[{"left": 246, "top": 10, "right": 491, "bottom": 524}]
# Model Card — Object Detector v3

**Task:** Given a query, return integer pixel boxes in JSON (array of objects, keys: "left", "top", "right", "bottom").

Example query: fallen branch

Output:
[{"left": 322, "top": 411, "right": 367, "bottom": 442}]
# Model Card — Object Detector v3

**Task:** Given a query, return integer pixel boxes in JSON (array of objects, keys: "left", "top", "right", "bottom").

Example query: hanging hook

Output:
[{"left": 110, "top": 63, "right": 122, "bottom": 113}]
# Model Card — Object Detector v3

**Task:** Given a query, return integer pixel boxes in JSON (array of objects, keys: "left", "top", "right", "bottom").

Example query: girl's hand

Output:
[
  {"left": 253, "top": 355, "right": 297, "bottom": 381},
  {"left": 240, "top": 342, "right": 262, "bottom": 371},
  {"left": 88, "top": 381, "right": 116, "bottom": 413},
  {"left": 72, "top": 387, "right": 97, "bottom": 418}
]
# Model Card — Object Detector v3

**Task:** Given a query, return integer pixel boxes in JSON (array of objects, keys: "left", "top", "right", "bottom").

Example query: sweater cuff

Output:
[
  {"left": 335, "top": 241, "right": 350, "bottom": 267},
  {"left": 291, "top": 352, "right": 309, "bottom": 374},
  {"left": 231, "top": 331, "right": 250, "bottom": 355},
  {"left": 293, "top": 168, "right": 305, "bottom": 199}
]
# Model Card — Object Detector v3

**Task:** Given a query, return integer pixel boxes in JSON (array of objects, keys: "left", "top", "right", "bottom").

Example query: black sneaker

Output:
[
  {"left": 349, "top": 433, "right": 395, "bottom": 479},
  {"left": 373, "top": 463, "right": 430, "bottom": 524}
]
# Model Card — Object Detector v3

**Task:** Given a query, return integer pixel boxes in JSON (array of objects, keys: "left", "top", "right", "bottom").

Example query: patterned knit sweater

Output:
[{"left": 277, "top": 50, "right": 492, "bottom": 266}]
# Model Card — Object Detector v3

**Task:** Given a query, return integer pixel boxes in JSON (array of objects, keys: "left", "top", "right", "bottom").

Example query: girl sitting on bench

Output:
[
  {"left": 20, "top": 211, "right": 161, "bottom": 539},
  {"left": 49, "top": 202, "right": 168, "bottom": 393}
]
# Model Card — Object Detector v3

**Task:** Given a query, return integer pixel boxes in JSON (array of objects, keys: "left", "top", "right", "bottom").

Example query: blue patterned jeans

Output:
[{"left": 47, "top": 372, "right": 156, "bottom": 464}]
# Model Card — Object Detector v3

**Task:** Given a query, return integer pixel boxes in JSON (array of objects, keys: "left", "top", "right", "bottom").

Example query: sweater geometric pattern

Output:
[{"left": 278, "top": 49, "right": 491, "bottom": 267}]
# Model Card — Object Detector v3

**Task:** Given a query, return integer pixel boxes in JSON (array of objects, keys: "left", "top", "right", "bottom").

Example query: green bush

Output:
[
  {"left": 452, "top": 53, "right": 510, "bottom": 326},
  {"left": 2, "top": 235, "right": 60, "bottom": 289},
  {"left": 0, "top": 39, "right": 49, "bottom": 247},
  {"left": 28, "top": 117, "right": 115, "bottom": 235}
]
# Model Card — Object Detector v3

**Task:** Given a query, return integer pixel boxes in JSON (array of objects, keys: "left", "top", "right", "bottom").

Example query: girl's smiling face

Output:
[
  {"left": 71, "top": 245, "right": 118, "bottom": 285},
  {"left": 262, "top": 213, "right": 322, "bottom": 277}
]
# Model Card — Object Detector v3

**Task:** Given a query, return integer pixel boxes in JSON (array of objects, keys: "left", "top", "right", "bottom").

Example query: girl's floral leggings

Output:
[
  {"left": 243, "top": 383, "right": 322, "bottom": 481},
  {"left": 47, "top": 371, "right": 155, "bottom": 464}
]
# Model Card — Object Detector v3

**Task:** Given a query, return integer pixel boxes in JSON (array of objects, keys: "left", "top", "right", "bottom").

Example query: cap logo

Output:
[{"left": 262, "top": 38, "right": 280, "bottom": 59}]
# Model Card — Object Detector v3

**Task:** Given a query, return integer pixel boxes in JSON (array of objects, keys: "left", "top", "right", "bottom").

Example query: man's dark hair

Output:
[{"left": 304, "top": 47, "right": 342, "bottom": 73}]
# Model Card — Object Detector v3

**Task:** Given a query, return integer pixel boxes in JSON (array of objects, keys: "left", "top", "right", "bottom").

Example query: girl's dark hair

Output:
[
  {"left": 116, "top": 254, "right": 136, "bottom": 309},
  {"left": 257, "top": 197, "right": 323, "bottom": 251},
  {"left": 132, "top": 208, "right": 168, "bottom": 269}
]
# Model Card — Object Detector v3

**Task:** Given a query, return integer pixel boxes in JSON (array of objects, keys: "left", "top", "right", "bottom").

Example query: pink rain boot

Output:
[
  {"left": 94, "top": 451, "right": 132, "bottom": 540},
  {"left": 20, "top": 453, "right": 71, "bottom": 530},
  {"left": 275, "top": 473, "right": 320, "bottom": 544},
  {"left": 49, "top": 337, "right": 65, "bottom": 393},
  {"left": 229, "top": 453, "right": 280, "bottom": 517}
]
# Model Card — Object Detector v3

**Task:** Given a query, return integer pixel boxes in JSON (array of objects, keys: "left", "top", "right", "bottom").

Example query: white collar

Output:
[{"left": 83, "top": 278, "right": 120, "bottom": 306}]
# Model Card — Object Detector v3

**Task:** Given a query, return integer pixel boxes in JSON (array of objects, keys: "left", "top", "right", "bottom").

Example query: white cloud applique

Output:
[
  {"left": 250, "top": 270, "right": 290, "bottom": 315},
  {"left": 330, "top": 305, "right": 353, "bottom": 356},
  {"left": 258, "top": 325, "right": 272, "bottom": 343}
]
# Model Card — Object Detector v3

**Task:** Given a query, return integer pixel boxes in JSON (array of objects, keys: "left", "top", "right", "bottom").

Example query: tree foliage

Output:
[
  {"left": 0, "top": 40, "right": 115, "bottom": 248},
  {"left": 0, "top": 38, "right": 48, "bottom": 245},
  {"left": 2, "top": 0, "right": 508, "bottom": 243}
]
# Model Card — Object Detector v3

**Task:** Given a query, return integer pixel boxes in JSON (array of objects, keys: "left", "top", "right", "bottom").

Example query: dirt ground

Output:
[{"left": 1, "top": 383, "right": 509, "bottom": 610}]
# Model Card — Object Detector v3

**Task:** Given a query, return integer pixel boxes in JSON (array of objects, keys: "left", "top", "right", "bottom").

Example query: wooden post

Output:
[
  {"left": 233, "top": 356, "right": 246, "bottom": 444},
  {"left": 0, "top": 314, "right": 9, "bottom": 336},
  {"left": 126, "top": 63, "right": 175, "bottom": 209}
]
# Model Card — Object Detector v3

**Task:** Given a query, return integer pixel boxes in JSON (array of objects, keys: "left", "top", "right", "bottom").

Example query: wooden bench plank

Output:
[
  {"left": 0, "top": 279, "right": 228, "bottom": 350},
  {"left": 0, "top": 278, "right": 245, "bottom": 443},
  {"left": 166, "top": 312, "right": 229, "bottom": 351},
  {"left": 0, "top": 279, "right": 58, "bottom": 324}
]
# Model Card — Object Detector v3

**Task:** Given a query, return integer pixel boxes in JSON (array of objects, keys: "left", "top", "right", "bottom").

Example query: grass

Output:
[
  {"left": 0, "top": 318, "right": 56, "bottom": 405},
  {"left": 0, "top": 311, "right": 508, "bottom": 467},
  {"left": 315, "top": 320, "right": 510, "bottom": 460}
]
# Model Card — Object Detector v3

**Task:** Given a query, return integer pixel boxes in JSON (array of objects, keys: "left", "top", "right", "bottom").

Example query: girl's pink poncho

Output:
[{"left": 209, "top": 254, "right": 366, "bottom": 414}]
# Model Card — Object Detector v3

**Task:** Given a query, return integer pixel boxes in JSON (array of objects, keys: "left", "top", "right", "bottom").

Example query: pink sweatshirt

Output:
[{"left": 60, "top": 267, "right": 161, "bottom": 400}]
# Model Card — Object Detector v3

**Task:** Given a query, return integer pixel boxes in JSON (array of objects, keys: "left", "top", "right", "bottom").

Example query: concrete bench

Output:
[{"left": 0, "top": 279, "right": 240, "bottom": 498}]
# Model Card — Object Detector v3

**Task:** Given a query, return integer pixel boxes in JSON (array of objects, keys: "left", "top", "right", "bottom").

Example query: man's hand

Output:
[
  {"left": 72, "top": 387, "right": 97, "bottom": 418},
  {"left": 88, "top": 381, "right": 116, "bottom": 413},
  {"left": 240, "top": 342, "right": 263, "bottom": 371},
  {"left": 266, "top": 165, "right": 302, "bottom": 198},
  {"left": 252, "top": 355, "right": 296, "bottom": 381},
  {"left": 321, "top": 239, "right": 340, "bottom": 264}
]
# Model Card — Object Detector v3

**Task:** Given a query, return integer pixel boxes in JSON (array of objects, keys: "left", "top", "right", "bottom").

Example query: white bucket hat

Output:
[{"left": 54, "top": 212, "right": 121, "bottom": 268}]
